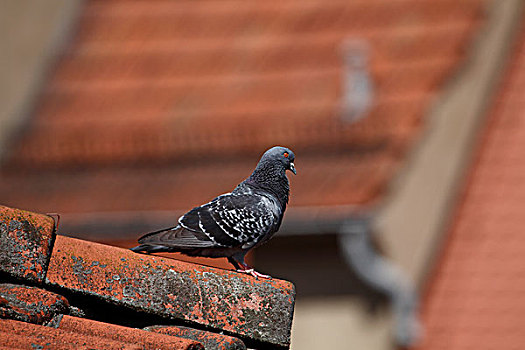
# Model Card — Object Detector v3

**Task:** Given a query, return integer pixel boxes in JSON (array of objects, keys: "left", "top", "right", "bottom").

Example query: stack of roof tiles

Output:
[
  {"left": 417, "top": 10, "right": 525, "bottom": 350},
  {"left": 0, "top": 205, "right": 296, "bottom": 349},
  {"left": 0, "top": 0, "right": 484, "bottom": 218}
]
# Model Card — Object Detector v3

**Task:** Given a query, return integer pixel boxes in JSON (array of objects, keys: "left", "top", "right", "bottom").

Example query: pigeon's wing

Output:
[{"left": 179, "top": 193, "right": 280, "bottom": 249}]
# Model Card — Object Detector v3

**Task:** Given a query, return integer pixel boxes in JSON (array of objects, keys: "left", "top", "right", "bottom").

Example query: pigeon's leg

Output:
[
  {"left": 227, "top": 256, "right": 242, "bottom": 270},
  {"left": 228, "top": 252, "right": 272, "bottom": 279}
]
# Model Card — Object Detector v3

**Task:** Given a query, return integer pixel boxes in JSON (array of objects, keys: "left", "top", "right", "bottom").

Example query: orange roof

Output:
[
  {"left": 418, "top": 15, "right": 525, "bottom": 350},
  {"left": 0, "top": 204, "right": 294, "bottom": 349},
  {"left": 0, "top": 0, "right": 484, "bottom": 217}
]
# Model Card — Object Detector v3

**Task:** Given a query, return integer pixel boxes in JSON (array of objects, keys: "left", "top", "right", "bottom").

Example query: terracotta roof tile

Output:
[
  {"left": 418, "top": 14, "right": 525, "bottom": 350},
  {"left": 0, "top": 284, "right": 69, "bottom": 324},
  {"left": 75, "top": 1, "right": 481, "bottom": 43},
  {"left": 145, "top": 325, "right": 246, "bottom": 350},
  {"left": 46, "top": 235, "right": 295, "bottom": 348},
  {"left": 53, "top": 315, "right": 204, "bottom": 350},
  {"left": 0, "top": 206, "right": 55, "bottom": 284},
  {"left": 0, "top": 318, "right": 143, "bottom": 350}
]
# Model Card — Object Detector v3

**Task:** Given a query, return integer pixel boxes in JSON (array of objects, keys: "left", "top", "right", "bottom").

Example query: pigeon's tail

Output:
[
  {"left": 137, "top": 225, "right": 179, "bottom": 243},
  {"left": 130, "top": 226, "right": 179, "bottom": 254},
  {"left": 130, "top": 244, "right": 172, "bottom": 253},
  {"left": 130, "top": 224, "right": 217, "bottom": 255}
]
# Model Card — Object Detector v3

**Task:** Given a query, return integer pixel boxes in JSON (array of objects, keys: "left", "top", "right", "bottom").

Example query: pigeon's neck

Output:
[{"left": 244, "top": 161, "right": 289, "bottom": 207}]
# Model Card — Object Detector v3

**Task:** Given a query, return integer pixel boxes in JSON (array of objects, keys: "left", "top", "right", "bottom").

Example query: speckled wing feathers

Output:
[{"left": 179, "top": 192, "right": 280, "bottom": 249}]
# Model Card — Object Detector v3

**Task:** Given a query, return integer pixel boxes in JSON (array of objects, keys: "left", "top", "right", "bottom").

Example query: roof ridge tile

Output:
[
  {"left": 0, "top": 206, "right": 56, "bottom": 284},
  {"left": 45, "top": 235, "right": 295, "bottom": 348}
]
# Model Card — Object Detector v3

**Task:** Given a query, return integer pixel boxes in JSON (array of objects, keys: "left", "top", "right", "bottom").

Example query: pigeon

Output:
[{"left": 131, "top": 146, "right": 296, "bottom": 279}]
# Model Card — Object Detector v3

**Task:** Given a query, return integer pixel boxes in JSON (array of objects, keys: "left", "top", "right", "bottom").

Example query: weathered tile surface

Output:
[
  {"left": 145, "top": 325, "right": 246, "bottom": 350},
  {"left": 0, "top": 206, "right": 55, "bottom": 283},
  {"left": 0, "top": 283, "right": 69, "bottom": 324},
  {"left": 46, "top": 235, "right": 295, "bottom": 348}
]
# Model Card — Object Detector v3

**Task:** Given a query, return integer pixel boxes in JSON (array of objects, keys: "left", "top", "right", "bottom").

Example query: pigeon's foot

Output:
[
  {"left": 236, "top": 268, "right": 272, "bottom": 279},
  {"left": 228, "top": 255, "right": 272, "bottom": 279}
]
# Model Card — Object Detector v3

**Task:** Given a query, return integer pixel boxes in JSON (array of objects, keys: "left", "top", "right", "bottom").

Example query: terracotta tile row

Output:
[
  {"left": 0, "top": 317, "right": 203, "bottom": 350},
  {"left": 56, "top": 24, "right": 472, "bottom": 82},
  {"left": 0, "top": 150, "right": 401, "bottom": 213},
  {"left": 145, "top": 325, "right": 246, "bottom": 350},
  {"left": 46, "top": 235, "right": 295, "bottom": 347},
  {"left": 76, "top": 0, "right": 481, "bottom": 43},
  {"left": 67, "top": 20, "right": 473, "bottom": 58},
  {"left": 1, "top": 318, "right": 141, "bottom": 350},
  {"left": 11, "top": 93, "right": 429, "bottom": 169},
  {"left": 36, "top": 84, "right": 427, "bottom": 124},
  {"left": 53, "top": 315, "right": 205, "bottom": 350},
  {"left": 49, "top": 59, "right": 454, "bottom": 97}
]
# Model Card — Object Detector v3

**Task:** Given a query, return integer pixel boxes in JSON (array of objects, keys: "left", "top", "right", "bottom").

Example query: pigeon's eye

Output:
[{"left": 283, "top": 152, "right": 289, "bottom": 158}]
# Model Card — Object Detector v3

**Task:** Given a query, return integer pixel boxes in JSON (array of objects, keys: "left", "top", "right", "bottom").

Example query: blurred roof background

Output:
[
  {"left": 2, "top": 0, "right": 525, "bottom": 349},
  {"left": 0, "top": 0, "right": 483, "bottom": 216}
]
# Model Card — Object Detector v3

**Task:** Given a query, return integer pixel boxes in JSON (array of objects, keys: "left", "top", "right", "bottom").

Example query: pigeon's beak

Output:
[{"left": 289, "top": 162, "right": 297, "bottom": 175}]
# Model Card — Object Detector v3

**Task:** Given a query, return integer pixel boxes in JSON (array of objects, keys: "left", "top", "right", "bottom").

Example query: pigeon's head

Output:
[{"left": 262, "top": 146, "right": 296, "bottom": 175}]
